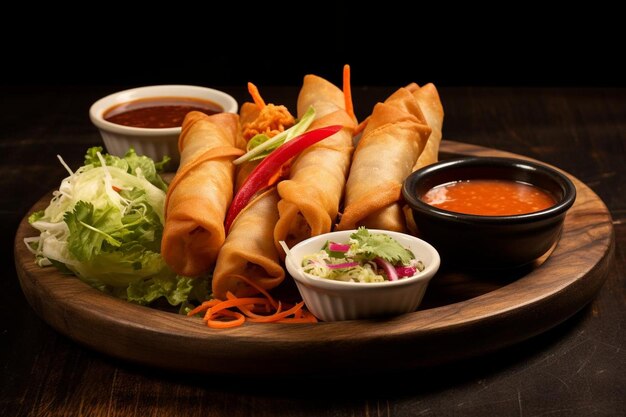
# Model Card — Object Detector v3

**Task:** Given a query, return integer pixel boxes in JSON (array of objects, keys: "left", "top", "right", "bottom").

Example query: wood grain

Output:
[{"left": 14, "top": 141, "right": 614, "bottom": 376}]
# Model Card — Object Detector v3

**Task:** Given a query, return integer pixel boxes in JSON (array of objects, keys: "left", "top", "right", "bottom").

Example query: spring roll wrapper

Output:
[
  {"left": 212, "top": 102, "right": 285, "bottom": 298},
  {"left": 408, "top": 83, "right": 444, "bottom": 171},
  {"left": 336, "top": 87, "right": 431, "bottom": 232},
  {"left": 404, "top": 83, "right": 445, "bottom": 233},
  {"left": 274, "top": 74, "right": 356, "bottom": 251},
  {"left": 161, "top": 111, "right": 244, "bottom": 277},
  {"left": 212, "top": 188, "right": 284, "bottom": 298}
]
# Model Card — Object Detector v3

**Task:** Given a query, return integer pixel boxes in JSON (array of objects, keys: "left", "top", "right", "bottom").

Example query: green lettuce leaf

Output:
[
  {"left": 67, "top": 248, "right": 167, "bottom": 288},
  {"left": 127, "top": 275, "right": 209, "bottom": 306},
  {"left": 84, "top": 147, "right": 169, "bottom": 191},
  {"left": 64, "top": 201, "right": 122, "bottom": 261}
]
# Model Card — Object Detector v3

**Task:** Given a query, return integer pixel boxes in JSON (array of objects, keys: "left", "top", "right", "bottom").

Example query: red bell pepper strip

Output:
[{"left": 225, "top": 124, "right": 342, "bottom": 233}]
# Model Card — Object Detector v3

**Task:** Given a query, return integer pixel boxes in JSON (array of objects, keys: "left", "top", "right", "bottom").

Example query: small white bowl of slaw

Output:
[{"left": 284, "top": 229, "right": 440, "bottom": 322}]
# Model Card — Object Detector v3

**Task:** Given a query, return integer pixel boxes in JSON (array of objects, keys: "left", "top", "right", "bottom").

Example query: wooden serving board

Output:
[{"left": 14, "top": 141, "right": 614, "bottom": 375}]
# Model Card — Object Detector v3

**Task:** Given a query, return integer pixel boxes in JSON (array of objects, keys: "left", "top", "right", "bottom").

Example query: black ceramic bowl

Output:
[{"left": 402, "top": 157, "right": 577, "bottom": 268}]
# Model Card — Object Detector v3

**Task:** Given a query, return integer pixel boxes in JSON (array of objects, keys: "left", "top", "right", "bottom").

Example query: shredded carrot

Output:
[
  {"left": 241, "top": 104, "right": 295, "bottom": 141},
  {"left": 247, "top": 82, "right": 266, "bottom": 109},
  {"left": 203, "top": 296, "right": 270, "bottom": 320},
  {"left": 226, "top": 293, "right": 280, "bottom": 319},
  {"left": 207, "top": 310, "right": 246, "bottom": 329},
  {"left": 247, "top": 302, "right": 305, "bottom": 323},
  {"left": 187, "top": 279, "right": 318, "bottom": 328},
  {"left": 186, "top": 299, "right": 221, "bottom": 316},
  {"left": 235, "top": 275, "right": 279, "bottom": 309},
  {"left": 343, "top": 64, "right": 355, "bottom": 121}
]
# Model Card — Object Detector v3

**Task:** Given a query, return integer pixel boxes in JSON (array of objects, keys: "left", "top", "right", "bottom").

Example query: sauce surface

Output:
[
  {"left": 104, "top": 96, "right": 223, "bottom": 128},
  {"left": 422, "top": 179, "right": 556, "bottom": 216}
]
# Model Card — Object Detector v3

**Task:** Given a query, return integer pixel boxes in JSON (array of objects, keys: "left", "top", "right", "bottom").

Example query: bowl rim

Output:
[
  {"left": 89, "top": 84, "right": 238, "bottom": 136},
  {"left": 285, "top": 229, "right": 441, "bottom": 290},
  {"left": 402, "top": 156, "right": 577, "bottom": 225}
]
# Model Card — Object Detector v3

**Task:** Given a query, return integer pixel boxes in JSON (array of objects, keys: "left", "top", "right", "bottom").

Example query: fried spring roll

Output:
[
  {"left": 161, "top": 111, "right": 244, "bottom": 277},
  {"left": 404, "top": 83, "right": 445, "bottom": 233},
  {"left": 408, "top": 83, "right": 444, "bottom": 171},
  {"left": 212, "top": 101, "right": 293, "bottom": 298},
  {"left": 273, "top": 75, "right": 356, "bottom": 251},
  {"left": 212, "top": 188, "right": 284, "bottom": 298},
  {"left": 336, "top": 87, "right": 431, "bottom": 232}
]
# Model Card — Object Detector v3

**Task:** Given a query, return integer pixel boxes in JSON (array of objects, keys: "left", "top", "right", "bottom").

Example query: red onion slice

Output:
[
  {"left": 328, "top": 242, "right": 351, "bottom": 252},
  {"left": 327, "top": 261, "right": 359, "bottom": 269},
  {"left": 374, "top": 257, "right": 399, "bottom": 281},
  {"left": 395, "top": 266, "right": 417, "bottom": 278}
]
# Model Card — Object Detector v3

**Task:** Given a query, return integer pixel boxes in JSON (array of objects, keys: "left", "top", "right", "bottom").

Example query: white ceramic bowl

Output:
[
  {"left": 284, "top": 229, "right": 440, "bottom": 321},
  {"left": 89, "top": 85, "right": 238, "bottom": 170}
]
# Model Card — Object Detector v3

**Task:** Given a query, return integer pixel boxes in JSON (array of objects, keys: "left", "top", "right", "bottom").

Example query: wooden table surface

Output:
[{"left": 1, "top": 85, "right": 624, "bottom": 416}]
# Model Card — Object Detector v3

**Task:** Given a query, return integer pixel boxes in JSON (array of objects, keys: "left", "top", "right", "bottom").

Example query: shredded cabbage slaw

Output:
[{"left": 301, "top": 228, "right": 425, "bottom": 283}]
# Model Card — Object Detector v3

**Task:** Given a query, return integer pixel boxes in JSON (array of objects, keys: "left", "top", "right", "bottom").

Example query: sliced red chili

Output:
[{"left": 224, "top": 125, "right": 342, "bottom": 233}]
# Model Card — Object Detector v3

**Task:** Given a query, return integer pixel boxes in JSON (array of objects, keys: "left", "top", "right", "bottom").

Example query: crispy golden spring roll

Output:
[
  {"left": 336, "top": 87, "right": 431, "bottom": 232},
  {"left": 274, "top": 74, "right": 356, "bottom": 251},
  {"left": 161, "top": 111, "right": 244, "bottom": 277},
  {"left": 212, "top": 188, "right": 284, "bottom": 298},
  {"left": 211, "top": 102, "right": 294, "bottom": 298},
  {"left": 404, "top": 83, "right": 444, "bottom": 233},
  {"left": 408, "top": 83, "right": 444, "bottom": 171}
]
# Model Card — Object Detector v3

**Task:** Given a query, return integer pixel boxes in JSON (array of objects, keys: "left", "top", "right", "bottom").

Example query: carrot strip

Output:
[
  {"left": 235, "top": 275, "right": 279, "bottom": 309},
  {"left": 248, "top": 82, "right": 266, "bottom": 109},
  {"left": 343, "top": 64, "right": 355, "bottom": 121},
  {"left": 186, "top": 299, "right": 221, "bottom": 316},
  {"left": 240, "top": 302, "right": 281, "bottom": 319},
  {"left": 206, "top": 310, "right": 245, "bottom": 329},
  {"left": 247, "top": 302, "right": 305, "bottom": 323},
  {"left": 226, "top": 292, "right": 282, "bottom": 319},
  {"left": 186, "top": 277, "right": 319, "bottom": 328},
  {"left": 204, "top": 296, "right": 271, "bottom": 320}
]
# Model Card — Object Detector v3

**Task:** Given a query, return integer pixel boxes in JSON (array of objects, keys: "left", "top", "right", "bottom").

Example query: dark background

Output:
[{"left": 2, "top": 4, "right": 623, "bottom": 88}]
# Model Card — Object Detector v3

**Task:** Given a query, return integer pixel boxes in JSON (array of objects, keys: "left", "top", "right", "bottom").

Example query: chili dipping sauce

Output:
[
  {"left": 421, "top": 179, "right": 556, "bottom": 216},
  {"left": 104, "top": 96, "right": 223, "bottom": 128}
]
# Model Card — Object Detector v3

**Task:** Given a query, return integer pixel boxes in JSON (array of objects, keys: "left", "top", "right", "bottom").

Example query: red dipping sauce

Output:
[
  {"left": 422, "top": 179, "right": 556, "bottom": 216},
  {"left": 104, "top": 96, "right": 223, "bottom": 128}
]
